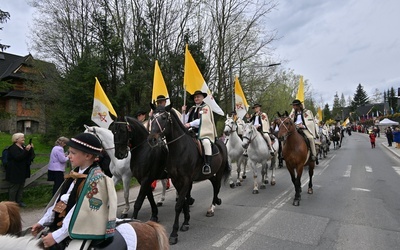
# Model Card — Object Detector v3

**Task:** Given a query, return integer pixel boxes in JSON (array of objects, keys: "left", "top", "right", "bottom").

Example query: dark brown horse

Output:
[
  {"left": 276, "top": 112, "right": 315, "bottom": 206},
  {"left": 0, "top": 201, "right": 170, "bottom": 250},
  {"left": 148, "top": 105, "right": 230, "bottom": 245}
]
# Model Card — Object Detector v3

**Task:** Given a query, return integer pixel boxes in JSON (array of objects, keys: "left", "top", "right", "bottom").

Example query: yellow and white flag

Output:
[
  {"left": 184, "top": 45, "right": 224, "bottom": 115},
  {"left": 342, "top": 117, "right": 350, "bottom": 127},
  {"left": 152, "top": 60, "right": 170, "bottom": 105},
  {"left": 316, "top": 107, "right": 323, "bottom": 122},
  {"left": 296, "top": 75, "right": 304, "bottom": 103},
  {"left": 91, "top": 77, "right": 117, "bottom": 128},
  {"left": 234, "top": 76, "right": 249, "bottom": 119}
]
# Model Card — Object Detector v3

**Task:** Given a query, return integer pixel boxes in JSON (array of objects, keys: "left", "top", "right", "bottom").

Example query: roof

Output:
[{"left": 0, "top": 52, "right": 33, "bottom": 80}]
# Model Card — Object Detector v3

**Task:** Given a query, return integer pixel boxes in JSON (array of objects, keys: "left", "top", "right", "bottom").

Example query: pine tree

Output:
[
  {"left": 351, "top": 83, "right": 369, "bottom": 110},
  {"left": 323, "top": 103, "right": 331, "bottom": 121}
]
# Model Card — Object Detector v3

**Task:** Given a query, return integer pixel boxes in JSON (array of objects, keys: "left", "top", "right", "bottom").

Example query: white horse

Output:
[
  {"left": 84, "top": 125, "right": 133, "bottom": 217},
  {"left": 242, "top": 123, "right": 278, "bottom": 194},
  {"left": 223, "top": 116, "right": 248, "bottom": 188}
]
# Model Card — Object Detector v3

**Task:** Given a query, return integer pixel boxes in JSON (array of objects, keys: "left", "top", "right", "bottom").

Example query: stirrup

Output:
[{"left": 202, "top": 164, "right": 211, "bottom": 175}]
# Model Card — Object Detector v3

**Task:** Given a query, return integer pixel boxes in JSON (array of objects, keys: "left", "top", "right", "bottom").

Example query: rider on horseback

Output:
[
  {"left": 231, "top": 110, "right": 245, "bottom": 140},
  {"left": 290, "top": 99, "right": 319, "bottom": 165},
  {"left": 183, "top": 90, "right": 217, "bottom": 175},
  {"left": 248, "top": 103, "right": 276, "bottom": 156}
]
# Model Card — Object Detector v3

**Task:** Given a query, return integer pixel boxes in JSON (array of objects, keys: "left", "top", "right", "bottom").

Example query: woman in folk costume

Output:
[
  {"left": 249, "top": 103, "right": 276, "bottom": 155},
  {"left": 290, "top": 99, "right": 319, "bottom": 165},
  {"left": 31, "top": 133, "right": 117, "bottom": 249},
  {"left": 182, "top": 90, "right": 217, "bottom": 175}
]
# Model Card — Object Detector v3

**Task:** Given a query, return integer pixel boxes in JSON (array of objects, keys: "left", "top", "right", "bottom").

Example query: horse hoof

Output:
[
  {"left": 271, "top": 181, "right": 276, "bottom": 186},
  {"left": 236, "top": 182, "right": 241, "bottom": 187},
  {"left": 242, "top": 175, "right": 246, "bottom": 179},
  {"left": 230, "top": 183, "right": 235, "bottom": 188},
  {"left": 308, "top": 188, "right": 313, "bottom": 194},
  {"left": 206, "top": 211, "right": 215, "bottom": 217},
  {"left": 180, "top": 224, "right": 189, "bottom": 231},
  {"left": 157, "top": 202, "right": 163, "bottom": 207},
  {"left": 150, "top": 216, "right": 158, "bottom": 222},
  {"left": 293, "top": 200, "right": 300, "bottom": 206},
  {"left": 263, "top": 180, "right": 269, "bottom": 185},
  {"left": 188, "top": 197, "right": 195, "bottom": 206},
  {"left": 260, "top": 184, "right": 266, "bottom": 189},
  {"left": 120, "top": 213, "right": 128, "bottom": 219},
  {"left": 216, "top": 198, "right": 222, "bottom": 205},
  {"left": 252, "top": 190, "right": 259, "bottom": 194},
  {"left": 169, "top": 236, "right": 178, "bottom": 245}
]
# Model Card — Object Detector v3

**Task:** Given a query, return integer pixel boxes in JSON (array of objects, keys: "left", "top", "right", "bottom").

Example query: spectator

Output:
[
  {"left": 385, "top": 127, "right": 393, "bottom": 147},
  {"left": 369, "top": 131, "right": 376, "bottom": 148},
  {"left": 393, "top": 127, "right": 400, "bottom": 148},
  {"left": 48, "top": 137, "right": 70, "bottom": 196},
  {"left": 6, "top": 133, "right": 35, "bottom": 207}
]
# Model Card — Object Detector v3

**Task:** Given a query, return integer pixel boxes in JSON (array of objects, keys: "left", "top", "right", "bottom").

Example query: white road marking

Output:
[
  {"left": 351, "top": 187, "right": 371, "bottom": 192},
  {"left": 393, "top": 166, "right": 400, "bottom": 176},
  {"left": 365, "top": 166, "right": 373, "bottom": 173},
  {"left": 344, "top": 165, "right": 352, "bottom": 177}
]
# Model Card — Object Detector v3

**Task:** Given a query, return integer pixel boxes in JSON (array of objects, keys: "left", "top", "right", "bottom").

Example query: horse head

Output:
[
  {"left": 241, "top": 123, "right": 256, "bottom": 149},
  {"left": 223, "top": 115, "right": 237, "bottom": 136},
  {"left": 148, "top": 105, "right": 172, "bottom": 145},
  {"left": 276, "top": 112, "right": 295, "bottom": 142},
  {"left": 84, "top": 125, "right": 115, "bottom": 152},
  {"left": 109, "top": 114, "right": 131, "bottom": 159}
]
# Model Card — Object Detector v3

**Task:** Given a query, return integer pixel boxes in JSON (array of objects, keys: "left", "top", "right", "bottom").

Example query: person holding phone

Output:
[{"left": 5, "top": 133, "right": 35, "bottom": 207}]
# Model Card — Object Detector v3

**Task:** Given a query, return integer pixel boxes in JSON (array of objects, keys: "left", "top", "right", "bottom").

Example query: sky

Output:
[{"left": 1, "top": 0, "right": 400, "bottom": 108}]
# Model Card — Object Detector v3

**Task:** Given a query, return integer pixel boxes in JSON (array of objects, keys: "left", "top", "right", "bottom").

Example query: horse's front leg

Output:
[
  {"left": 146, "top": 187, "right": 159, "bottom": 222},
  {"left": 207, "top": 176, "right": 222, "bottom": 217},
  {"left": 132, "top": 178, "right": 153, "bottom": 219},
  {"left": 270, "top": 155, "right": 276, "bottom": 186},
  {"left": 308, "top": 162, "right": 315, "bottom": 194},
  {"left": 249, "top": 161, "right": 259, "bottom": 194},
  {"left": 156, "top": 179, "right": 167, "bottom": 206},
  {"left": 260, "top": 163, "right": 268, "bottom": 189},
  {"left": 120, "top": 174, "right": 131, "bottom": 218}
]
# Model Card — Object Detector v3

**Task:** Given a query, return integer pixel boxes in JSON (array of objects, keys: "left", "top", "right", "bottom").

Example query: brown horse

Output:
[
  {"left": 0, "top": 201, "right": 170, "bottom": 250},
  {"left": 276, "top": 112, "right": 315, "bottom": 206}
]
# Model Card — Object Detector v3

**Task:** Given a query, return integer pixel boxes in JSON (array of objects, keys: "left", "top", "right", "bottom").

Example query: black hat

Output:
[
  {"left": 156, "top": 95, "right": 169, "bottom": 102},
  {"left": 66, "top": 133, "right": 102, "bottom": 155},
  {"left": 135, "top": 110, "right": 146, "bottom": 118},
  {"left": 252, "top": 103, "right": 262, "bottom": 109},
  {"left": 291, "top": 99, "right": 302, "bottom": 105},
  {"left": 191, "top": 90, "right": 207, "bottom": 99}
]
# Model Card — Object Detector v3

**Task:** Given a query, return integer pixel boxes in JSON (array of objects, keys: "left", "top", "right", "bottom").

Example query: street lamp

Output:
[{"left": 230, "top": 63, "right": 281, "bottom": 111}]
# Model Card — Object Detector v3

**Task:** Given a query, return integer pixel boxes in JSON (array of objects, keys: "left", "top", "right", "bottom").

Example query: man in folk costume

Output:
[
  {"left": 249, "top": 103, "right": 276, "bottom": 155},
  {"left": 31, "top": 133, "right": 117, "bottom": 249},
  {"left": 182, "top": 90, "right": 217, "bottom": 175},
  {"left": 231, "top": 110, "right": 245, "bottom": 140},
  {"left": 290, "top": 99, "right": 319, "bottom": 165}
]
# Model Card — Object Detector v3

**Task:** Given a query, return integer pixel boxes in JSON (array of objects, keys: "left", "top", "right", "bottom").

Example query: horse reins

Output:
[
  {"left": 278, "top": 117, "right": 293, "bottom": 141},
  {"left": 150, "top": 111, "right": 186, "bottom": 146}
]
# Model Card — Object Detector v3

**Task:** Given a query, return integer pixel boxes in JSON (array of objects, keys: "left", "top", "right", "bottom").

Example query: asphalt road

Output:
[{"left": 20, "top": 131, "right": 400, "bottom": 249}]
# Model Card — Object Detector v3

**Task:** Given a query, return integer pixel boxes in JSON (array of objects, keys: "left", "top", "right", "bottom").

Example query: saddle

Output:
[{"left": 296, "top": 129, "right": 312, "bottom": 150}]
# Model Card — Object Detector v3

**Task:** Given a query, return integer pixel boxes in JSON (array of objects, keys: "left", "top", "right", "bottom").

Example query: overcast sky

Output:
[{"left": 2, "top": 0, "right": 399, "bottom": 108}]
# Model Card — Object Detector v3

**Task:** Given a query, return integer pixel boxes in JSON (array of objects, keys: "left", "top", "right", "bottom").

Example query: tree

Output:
[
  {"left": 388, "top": 87, "right": 397, "bottom": 114},
  {"left": 0, "top": 9, "right": 10, "bottom": 51},
  {"left": 370, "top": 88, "right": 383, "bottom": 103},
  {"left": 340, "top": 93, "right": 346, "bottom": 107},
  {"left": 351, "top": 83, "right": 369, "bottom": 110},
  {"left": 332, "top": 92, "right": 341, "bottom": 118},
  {"left": 323, "top": 103, "right": 331, "bottom": 121}
]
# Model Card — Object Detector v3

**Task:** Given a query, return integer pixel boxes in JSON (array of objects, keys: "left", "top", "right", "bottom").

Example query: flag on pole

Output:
[
  {"left": 342, "top": 117, "right": 350, "bottom": 127},
  {"left": 295, "top": 75, "right": 304, "bottom": 103},
  {"left": 91, "top": 77, "right": 117, "bottom": 128},
  {"left": 184, "top": 44, "right": 224, "bottom": 115},
  {"left": 234, "top": 76, "right": 249, "bottom": 119},
  {"left": 317, "top": 107, "right": 323, "bottom": 121},
  {"left": 152, "top": 60, "right": 170, "bottom": 105}
]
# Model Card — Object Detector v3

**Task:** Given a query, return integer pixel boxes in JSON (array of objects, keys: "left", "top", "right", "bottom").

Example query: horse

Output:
[
  {"left": 241, "top": 123, "right": 278, "bottom": 194},
  {"left": 276, "top": 112, "right": 315, "bottom": 206},
  {"left": 0, "top": 201, "right": 169, "bottom": 250},
  {"left": 108, "top": 114, "right": 169, "bottom": 222},
  {"left": 223, "top": 116, "right": 248, "bottom": 188},
  {"left": 148, "top": 105, "right": 230, "bottom": 245},
  {"left": 317, "top": 131, "right": 329, "bottom": 159},
  {"left": 84, "top": 125, "right": 132, "bottom": 217},
  {"left": 330, "top": 126, "right": 342, "bottom": 149}
]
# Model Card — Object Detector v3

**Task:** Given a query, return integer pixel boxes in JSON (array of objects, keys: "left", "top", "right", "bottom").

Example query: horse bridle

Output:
[
  {"left": 149, "top": 110, "right": 186, "bottom": 145},
  {"left": 224, "top": 119, "right": 238, "bottom": 135},
  {"left": 277, "top": 117, "right": 293, "bottom": 141},
  {"left": 242, "top": 125, "right": 258, "bottom": 145}
]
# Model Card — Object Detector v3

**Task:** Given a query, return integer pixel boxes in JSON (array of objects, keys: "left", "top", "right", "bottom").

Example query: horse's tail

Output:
[
  {"left": 0, "top": 201, "right": 22, "bottom": 235},
  {"left": 216, "top": 140, "right": 231, "bottom": 184},
  {"left": 145, "top": 221, "right": 170, "bottom": 250}
]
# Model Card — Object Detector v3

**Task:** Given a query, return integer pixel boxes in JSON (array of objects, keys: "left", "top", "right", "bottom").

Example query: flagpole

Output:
[{"left": 182, "top": 85, "right": 187, "bottom": 124}]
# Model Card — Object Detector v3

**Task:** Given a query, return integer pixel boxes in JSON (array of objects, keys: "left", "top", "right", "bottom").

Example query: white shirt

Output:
[{"left": 38, "top": 166, "right": 89, "bottom": 243}]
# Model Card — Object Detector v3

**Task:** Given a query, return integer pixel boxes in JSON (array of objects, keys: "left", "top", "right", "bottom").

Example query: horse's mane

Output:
[
  {"left": 125, "top": 116, "right": 149, "bottom": 135},
  {"left": 0, "top": 202, "right": 22, "bottom": 236}
]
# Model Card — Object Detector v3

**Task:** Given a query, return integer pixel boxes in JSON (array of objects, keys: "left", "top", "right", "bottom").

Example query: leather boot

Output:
[{"left": 203, "top": 155, "right": 212, "bottom": 175}]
